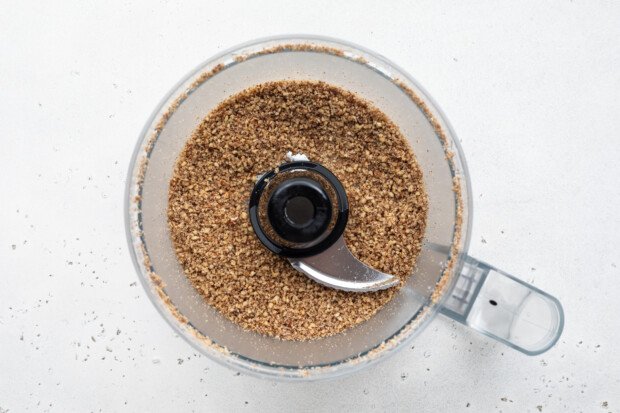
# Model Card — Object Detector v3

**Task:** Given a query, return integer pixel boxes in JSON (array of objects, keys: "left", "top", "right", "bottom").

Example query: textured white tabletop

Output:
[{"left": 1, "top": 1, "right": 619, "bottom": 412}]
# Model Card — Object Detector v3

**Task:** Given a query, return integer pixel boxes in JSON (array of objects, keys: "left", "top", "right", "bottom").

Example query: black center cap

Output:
[
  {"left": 267, "top": 178, "right": 332, "bottom": 243},
  {"left": 248, "top": 161, "right": 349, "bottom": 258}
]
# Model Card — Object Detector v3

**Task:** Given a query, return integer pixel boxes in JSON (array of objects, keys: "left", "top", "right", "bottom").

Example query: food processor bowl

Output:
[{"left": 125, "top": 35, "right": 563, "bottom": 380}]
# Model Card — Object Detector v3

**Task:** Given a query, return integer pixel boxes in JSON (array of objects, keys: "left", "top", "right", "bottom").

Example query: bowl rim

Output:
[{"left": 124, "top": 34, "right": 474, "bottom": 381}]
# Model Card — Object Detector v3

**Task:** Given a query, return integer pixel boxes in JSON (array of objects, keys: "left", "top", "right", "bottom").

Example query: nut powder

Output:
[{"left": 168, "top": 80, "right": 428, "bottom": 340}]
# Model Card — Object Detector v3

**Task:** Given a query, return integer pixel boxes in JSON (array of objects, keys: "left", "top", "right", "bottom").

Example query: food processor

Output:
[{"left": 125, "top": 35, "right": 564, "bottom": 380}]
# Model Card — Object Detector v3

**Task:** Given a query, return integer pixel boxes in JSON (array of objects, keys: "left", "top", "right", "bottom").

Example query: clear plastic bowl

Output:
[{"left": 125, "top": 35, "right": 472, "bottom": 380}]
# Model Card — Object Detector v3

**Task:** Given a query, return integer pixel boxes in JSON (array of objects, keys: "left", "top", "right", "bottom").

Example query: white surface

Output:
[{"left": 1, "top": 1, "right": 619, "bottom": 412}]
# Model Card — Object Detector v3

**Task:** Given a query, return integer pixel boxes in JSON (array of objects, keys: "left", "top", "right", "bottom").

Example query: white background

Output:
[{"left": 1, "top": 1, "right": 619, "bottom": 412}]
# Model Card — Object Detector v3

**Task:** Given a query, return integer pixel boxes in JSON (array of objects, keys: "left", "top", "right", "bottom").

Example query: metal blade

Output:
[{"left": 289, "top": 236, "right": 400, "bottom": 292}]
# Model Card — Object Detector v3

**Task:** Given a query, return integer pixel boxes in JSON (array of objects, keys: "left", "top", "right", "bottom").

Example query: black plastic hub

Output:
[
  {"left": 267, "top": 177, "right": 332, "bottom": 243},
  {"left": 248, "top": 161, "right": 349, "bottom": 258}
]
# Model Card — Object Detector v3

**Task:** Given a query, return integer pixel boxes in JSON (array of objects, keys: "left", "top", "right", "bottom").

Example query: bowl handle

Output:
[{"left": 439, "top": 256, "right": 564, "bottom": 355}]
